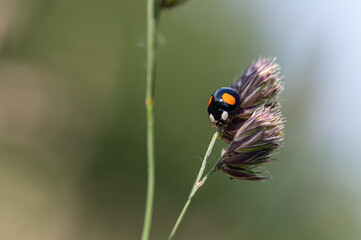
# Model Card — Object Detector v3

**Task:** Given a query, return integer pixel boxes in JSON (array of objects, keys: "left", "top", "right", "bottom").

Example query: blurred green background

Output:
[{"left": 1, "top": 0, "right": 360, "bottom": 239}]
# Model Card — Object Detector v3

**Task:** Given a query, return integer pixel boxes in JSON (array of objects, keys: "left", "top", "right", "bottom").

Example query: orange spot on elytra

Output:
[
  {"left": 207, "top": 95, "right": 213, "bottom": 106},
  {"left": 222, "top": 93, "right": 236, "bottom": 105}
]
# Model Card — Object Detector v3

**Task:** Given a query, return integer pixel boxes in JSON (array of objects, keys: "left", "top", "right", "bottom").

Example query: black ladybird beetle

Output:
[{"left": 207, "top": 87, "right": 240, "bottom": 126}]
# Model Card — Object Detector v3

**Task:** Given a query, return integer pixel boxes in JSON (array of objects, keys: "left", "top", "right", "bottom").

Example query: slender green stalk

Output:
[
  {"left": 142, "top": 1, "right": 160, "bottom": 240},
  {"left": 198, "top": 154, "right": 224, "bottom": 187},
  {"left": 167, "top": 130, "right": 220, "bottom": 240}
]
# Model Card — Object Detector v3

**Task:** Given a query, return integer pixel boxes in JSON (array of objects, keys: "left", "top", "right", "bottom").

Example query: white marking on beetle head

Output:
[
  {"left": 209, "top": 114, "right": 215, "bottom": 123},
  {"left": 221, "top": 111, "right": 228, "bottom": 121}
]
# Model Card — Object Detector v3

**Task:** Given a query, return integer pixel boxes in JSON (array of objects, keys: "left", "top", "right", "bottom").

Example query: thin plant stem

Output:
[
  {"left": 198, "top": 151, "right": 226, "bottom": 186},
  {"left": 167, "top": 130, "right": 220, "bottom": 240},
  {"left": 142, "top": 1, "right": 160, "bottom": 240}
]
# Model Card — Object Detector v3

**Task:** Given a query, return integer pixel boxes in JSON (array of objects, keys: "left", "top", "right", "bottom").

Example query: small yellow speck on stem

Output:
[{"left": 145, "top": 98, "right": 154, "bottom": 106}]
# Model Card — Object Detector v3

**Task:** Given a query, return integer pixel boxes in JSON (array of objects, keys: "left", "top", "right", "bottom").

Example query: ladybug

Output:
[{"left": 207, "top": 87, "right": 240, "bottom": 127}]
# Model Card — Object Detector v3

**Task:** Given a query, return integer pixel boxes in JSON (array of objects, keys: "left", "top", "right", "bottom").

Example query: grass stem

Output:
[
  {"left": 167, "top": 130, "right": 220, "bottom": 240},
  {"left": 141, "top": 1, "right": 160, "bottom": 239}
]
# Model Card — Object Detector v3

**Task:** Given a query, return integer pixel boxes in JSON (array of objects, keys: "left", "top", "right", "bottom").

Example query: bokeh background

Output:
[{"left": 1, "top": 0, "right": 361, "bottom": 239}]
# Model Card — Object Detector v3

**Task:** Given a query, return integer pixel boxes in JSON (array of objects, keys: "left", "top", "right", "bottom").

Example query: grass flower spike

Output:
[
  {"left": 231, "top": 58, "right": 283, "bottom": 119},
  {"left": 219, "top": 105, "right": 285, "bottom": 180},
  {"left": 223, "top": 58, "right": 283, "bottom": 142},
  {"left": 216, "top": 58, "right": 285, "bottom": 180}
]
